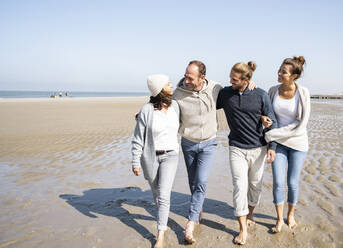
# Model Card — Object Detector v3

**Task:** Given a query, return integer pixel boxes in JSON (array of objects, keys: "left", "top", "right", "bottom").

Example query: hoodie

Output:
[{"left": 173, "top": 78, "right": 223, "bottom": 143}]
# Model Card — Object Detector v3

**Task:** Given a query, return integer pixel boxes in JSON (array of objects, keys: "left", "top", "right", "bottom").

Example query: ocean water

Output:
[{"left": 0, "top": 90, "right": 149, "bottom": 98}]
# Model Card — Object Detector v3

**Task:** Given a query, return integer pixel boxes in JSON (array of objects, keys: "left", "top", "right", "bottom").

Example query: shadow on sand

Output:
[{"left": 60, "top": 187, "right": 274, "bottom": 246}]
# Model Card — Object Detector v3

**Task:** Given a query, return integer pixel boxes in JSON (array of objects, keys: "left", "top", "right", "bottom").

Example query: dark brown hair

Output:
[
  {"left": 149, "top": 89, "right": 172, "bottom": 110},
  {"left": 231, "top": 61, "right": 256, "bottom": 80},
  {"left": 282, "top": 56, "right": 306, "bottom": 80},
  {"left": 188, "top": 60, "right": 206, "bottom": 77}
]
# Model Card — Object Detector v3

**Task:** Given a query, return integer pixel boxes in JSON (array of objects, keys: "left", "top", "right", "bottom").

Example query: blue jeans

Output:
[
  {"left": 181, "top": 137, "right": 217, "bottom": 222},
  {"left": 272, "top": 143, "right": 307, "bottom": 206},
  {"left": 148, "top": 151, "right": 178, "bottom": 231}
]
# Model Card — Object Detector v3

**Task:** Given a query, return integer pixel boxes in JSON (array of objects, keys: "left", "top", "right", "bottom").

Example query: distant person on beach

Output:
[
  {"left": 173, "top": 60, "right": 256, "bottom": 243},
  {"left": 131, "top": 74, "right": 180, "bottom": 248},
  {"left": 262, "top": 56, "right": 310, "bottom": 233},
  {"left": 216, "top": 61, "right": 277, "bottom": 245}
]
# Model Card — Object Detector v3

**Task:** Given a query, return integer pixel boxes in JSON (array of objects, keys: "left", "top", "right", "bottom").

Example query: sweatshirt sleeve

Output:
[
  {"left": 262, "top": 92, "right": 278, "bottom": 150},
  {"left": 131, "top": 108, "right": 147, "bottom": 169},
  {"left": 213, "top": 82, "right": 223, "bottom": 103}
]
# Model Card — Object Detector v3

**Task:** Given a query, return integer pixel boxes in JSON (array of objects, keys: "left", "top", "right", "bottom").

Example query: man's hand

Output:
[
  {"left": 132, "top": 167, "right": 141, "bottom": 176},
  {"left": 261, "top": 116, "right": 273, "bottom": 128},
  {"left": 248, "top": 80, "right": 257, "bottom": 90},
  {"left": 267, "top": 149, "right": 276, "bottom": 164}
]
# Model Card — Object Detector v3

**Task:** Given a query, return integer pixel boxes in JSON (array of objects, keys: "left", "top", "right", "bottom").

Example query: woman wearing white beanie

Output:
[{"left": 132, "top": 74, "right": 180, "bottom": 248}]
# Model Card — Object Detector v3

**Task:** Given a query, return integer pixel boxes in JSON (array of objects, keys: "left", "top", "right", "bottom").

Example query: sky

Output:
[{"left": 0, "top": 0, "right": 342, "bottom": 94}]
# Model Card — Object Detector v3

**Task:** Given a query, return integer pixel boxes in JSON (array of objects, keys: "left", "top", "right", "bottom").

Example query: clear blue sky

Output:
[{"left": 0, "top": 0, "right": 342, "bottom": 94}]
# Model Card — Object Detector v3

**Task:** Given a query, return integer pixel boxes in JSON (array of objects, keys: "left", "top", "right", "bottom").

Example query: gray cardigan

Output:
[
  {"left": 265, "top": 84, "right": 311, "bottom": 152},
  {"left": 131, "top": 100, "right": 180, "bottom": 181}
]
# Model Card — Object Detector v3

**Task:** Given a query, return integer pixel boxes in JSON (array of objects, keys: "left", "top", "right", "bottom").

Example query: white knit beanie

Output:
[{"left": 147, "top": 74, "right": 169, "bottom": 97}]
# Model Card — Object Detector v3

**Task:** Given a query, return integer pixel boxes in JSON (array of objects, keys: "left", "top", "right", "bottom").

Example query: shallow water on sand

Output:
[{"left": 0, "top": 101, "right": 342, "bottom": 248}]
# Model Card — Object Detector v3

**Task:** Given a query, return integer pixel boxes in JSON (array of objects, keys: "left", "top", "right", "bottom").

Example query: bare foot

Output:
[
  {"left": 154, "top": 230, "right": 164, "bottom": 248},
  {"left": 287, "top": 215, "right": 297, "bottom": 230},
  {"left": 234, "top": 229, "right": 247, "bottom": 245},
  {"left": 271, "top": 219, "right": 284, "bottom": 233},
  {"left": 247, "top": 215, "right": 256, "bottom": 227},
  {"left": 184, "top": 221, "right": 196, "bottom": 244}
]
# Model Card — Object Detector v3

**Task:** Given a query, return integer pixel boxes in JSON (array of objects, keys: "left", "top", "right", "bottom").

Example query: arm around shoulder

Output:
[{"left": 213, "top": 81, "right": 223, "bottom": 101}]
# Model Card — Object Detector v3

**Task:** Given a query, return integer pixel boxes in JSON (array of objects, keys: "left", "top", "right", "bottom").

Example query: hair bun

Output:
[
  {"left": 294, "top": 56, "right": 306, "bottom": 66},
  {"left": 247, "top": 61, "right": 256, "bottom": 72}
]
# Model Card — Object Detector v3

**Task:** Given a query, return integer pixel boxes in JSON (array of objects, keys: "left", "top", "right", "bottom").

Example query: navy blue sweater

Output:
[{"left": 217, "top": 86, "right": 277, "bottom": 150}]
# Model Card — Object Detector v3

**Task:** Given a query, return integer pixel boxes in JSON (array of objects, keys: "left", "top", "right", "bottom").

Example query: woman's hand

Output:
[
  {"left": 132, "top": 167, "right": 141, "bottom": 176},
  {"left": 261, "top": 115, "right": 273, "bottom": 128},
  {"left": 267, "top": 149, "right": 276, "bottom": 163},
  {"left": 248, "top": 80, "right": 257, "bottom": 90}
]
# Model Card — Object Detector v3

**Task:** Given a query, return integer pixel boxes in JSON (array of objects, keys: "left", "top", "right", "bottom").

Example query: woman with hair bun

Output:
[
  {"left": 132, "top": 74, "right": 180, "bottom": 247},
  {"left": 262, "top": 56, "right": 311, "bottom": 232}
]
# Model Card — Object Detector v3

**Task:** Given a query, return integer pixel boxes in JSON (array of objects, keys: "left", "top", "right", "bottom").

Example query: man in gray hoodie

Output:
[{"left": 173, "top": 60, "right": 222, "bottom": 243}]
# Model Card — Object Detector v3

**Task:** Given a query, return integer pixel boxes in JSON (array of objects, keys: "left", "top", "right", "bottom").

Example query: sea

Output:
[{"left": 0, "top": 90, "right": 149, "bottom": 98}]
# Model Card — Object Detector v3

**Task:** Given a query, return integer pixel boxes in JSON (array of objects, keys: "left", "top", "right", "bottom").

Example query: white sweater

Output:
[{"left": 265, "top": 84, "right": 311, "bottom": 152}]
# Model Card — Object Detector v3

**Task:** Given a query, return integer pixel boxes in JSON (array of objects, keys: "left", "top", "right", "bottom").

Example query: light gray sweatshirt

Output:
[
  {"left": 265, "top": 84, "right": 311, "bottom": 152},
  {"left": 131, "top": 100, "right": 180, "bottom": 182},
  {"left": 173, "top": 78, "right": 222, "bottom": 143}
]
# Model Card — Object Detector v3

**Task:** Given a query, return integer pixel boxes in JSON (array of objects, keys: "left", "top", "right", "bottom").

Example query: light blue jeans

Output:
[
  {"left": 148, "top": 150, "right": 178, "bottom": 230},
  {"left": 181, "top": 137, "right": 217, "bottom": 222},
  {"left": 272, "top": 143, "right": 307, "bottom": 206}
]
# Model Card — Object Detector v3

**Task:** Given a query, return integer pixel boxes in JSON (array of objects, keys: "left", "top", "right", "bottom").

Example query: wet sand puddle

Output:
[{"left": 0, "top": 102, "right": 343, "bottom": 247}]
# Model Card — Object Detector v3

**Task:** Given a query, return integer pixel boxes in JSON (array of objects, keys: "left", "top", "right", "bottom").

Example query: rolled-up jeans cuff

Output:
[
  {"left": 234, "top": 209, "right": 249, "bottom": 217},
  {"left": 248, "top": 201, "right": 258, "bottom": 207},
  {"left": 274, "top": 201, "right": 284, "bottom": 206},
  {"left": 157, "top": 224, "right": 168, "bottom": 231}
]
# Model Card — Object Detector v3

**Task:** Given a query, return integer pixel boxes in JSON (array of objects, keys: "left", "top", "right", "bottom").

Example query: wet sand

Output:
[{"left": 0, "top": 98, "right": 342, "bottom": 248}]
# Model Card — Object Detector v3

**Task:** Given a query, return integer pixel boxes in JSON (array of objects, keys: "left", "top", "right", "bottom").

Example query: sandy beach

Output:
[{"left": 0, "top": 97, "right": 342, "bottom": 248}]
